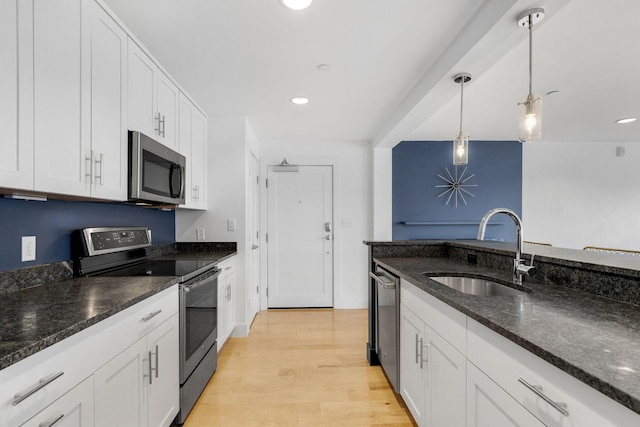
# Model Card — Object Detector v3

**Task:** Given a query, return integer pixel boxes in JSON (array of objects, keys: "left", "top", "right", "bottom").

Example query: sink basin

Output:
[{"left": 428, "top": 276, "right": 527, "bottom": 297}]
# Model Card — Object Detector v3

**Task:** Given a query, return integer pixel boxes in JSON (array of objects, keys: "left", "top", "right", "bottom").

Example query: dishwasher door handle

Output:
[{"left": 369, "top": 271, "right": 396, "bottom": 289}]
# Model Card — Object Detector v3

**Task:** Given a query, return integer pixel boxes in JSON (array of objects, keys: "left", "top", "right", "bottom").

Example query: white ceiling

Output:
[{"left": 102, "top": 0, "right": 640, "bottom": 146}]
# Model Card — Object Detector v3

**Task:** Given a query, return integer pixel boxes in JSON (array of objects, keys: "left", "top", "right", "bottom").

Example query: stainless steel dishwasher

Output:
[{"left": 369, "top": 264, "right": 400, "bottom": 392}]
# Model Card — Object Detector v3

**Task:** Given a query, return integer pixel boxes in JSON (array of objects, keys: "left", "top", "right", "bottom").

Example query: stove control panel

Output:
[{"left": 81, "top": 227, "right": 152, "bottom": 256}]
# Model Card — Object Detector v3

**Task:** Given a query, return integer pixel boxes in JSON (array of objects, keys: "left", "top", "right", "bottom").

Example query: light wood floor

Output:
[{"left": 184, "top": 309, "right": 415, "bottom": 426}]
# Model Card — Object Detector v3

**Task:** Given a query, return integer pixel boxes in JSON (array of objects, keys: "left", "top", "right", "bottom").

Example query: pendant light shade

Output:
[
  {"left": 453, "top": 73, "right": 471, "bottom": 165},
  {"left": 517, "top": 8, "right": 545, "bottom": 142}
]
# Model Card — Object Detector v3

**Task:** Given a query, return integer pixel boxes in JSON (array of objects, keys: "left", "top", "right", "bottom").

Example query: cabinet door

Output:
[
  {"left": 399, "top": 304, "right": 425, "bottom": 426},
  {"left": 147, "top": 315, "right": 180, "bottom": 427},
  {"left": 0, "top": 0, "right": 33, "bottom": 190},
  {"left": 157, "top": 73, "right": 179, "bottom": 150},
  {"left": 425, "top": 327, "right": 466, "bottom": 427},
  {"left": 224, "top": 274, "right": 236, "bottom": 340},
  {"left": 217, "top": 279, "right": 228, "bottom": 348},
  {"left": 89, "top": 1, "right": 127, "bottom": 200},
  {"left": 33, "top": 0, "right": 89, "bottom": 196},
  {"left": 128, "top": 40, "right": 157, "bottom": 137},
  {"left": 190, "top": 106, "right": 207, "bottom": 209},
  {"left": 467, "top": 362, "right": 544, "bottom": 427},
  {"left": 178, "top": 94, "right": 193, "bottom": 206},
  {"left": 95, "top": 339, "right": 148, "bottom": 427},
  {"left": 21, "top": 376, "right": 94, "bottom": 427}
]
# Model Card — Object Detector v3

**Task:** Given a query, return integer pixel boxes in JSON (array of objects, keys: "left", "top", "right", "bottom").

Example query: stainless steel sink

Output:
[{"left": 428, "top": 276, "right": 527, "bottom": 297}]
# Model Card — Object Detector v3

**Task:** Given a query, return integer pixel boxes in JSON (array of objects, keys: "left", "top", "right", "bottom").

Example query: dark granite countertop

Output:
[
  {"left": 0, "top": 249, "right": 237, "bottom": 371},
  {"left": 0, "top": 275, "right": 179, "bottom": 370},
  {"left": 374, "top": 255, "right": 640, "bottom": 415}
]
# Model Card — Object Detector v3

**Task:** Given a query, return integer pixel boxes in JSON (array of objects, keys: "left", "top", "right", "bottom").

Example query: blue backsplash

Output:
[
  {"left": 393, "top": 141, "right": 522, "bottom": 242},
  {"left": 0, "top": 198, "right": 175, "bottom": 271}
]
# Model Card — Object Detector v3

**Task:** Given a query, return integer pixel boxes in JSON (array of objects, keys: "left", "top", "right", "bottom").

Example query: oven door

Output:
[{"left": 179, "top": 267, "right": 220, "bottom": 384}]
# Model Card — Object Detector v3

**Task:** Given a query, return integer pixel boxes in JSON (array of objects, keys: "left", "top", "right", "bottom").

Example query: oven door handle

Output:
[{"left": 369, "top": 271, "right": 396, "bottom": 289}]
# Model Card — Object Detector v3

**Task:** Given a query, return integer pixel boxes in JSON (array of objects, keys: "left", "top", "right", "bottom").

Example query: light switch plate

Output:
[
  {"left": 196, "top": 229, "right": 206, "bottom": 241},
  {"left": 22, "top": 236, "right": 36, "bottom": 262},
  {"left": 227, "top": 219, "right": 237, "bottom": 231}
]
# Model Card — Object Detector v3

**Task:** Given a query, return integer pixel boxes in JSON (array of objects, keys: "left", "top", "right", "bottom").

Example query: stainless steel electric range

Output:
[{"left": 73, "top": 227, "right": 220, "bottom": 425}]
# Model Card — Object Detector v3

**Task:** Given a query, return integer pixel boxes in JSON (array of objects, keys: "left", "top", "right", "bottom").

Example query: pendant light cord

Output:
[
  {"left": 459, "top": 77, "right": 465, "bottom": 132},
  {"left": 528, "top": 13, "right": 533, "bottom": 95}
]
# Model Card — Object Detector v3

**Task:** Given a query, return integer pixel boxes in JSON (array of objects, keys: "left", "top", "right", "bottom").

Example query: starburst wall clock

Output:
[{"left": 435, "top": 166, "right": 478, "bottom": 208}]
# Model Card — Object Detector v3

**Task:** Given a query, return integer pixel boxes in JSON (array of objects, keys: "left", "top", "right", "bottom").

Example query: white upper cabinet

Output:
[
  {"left": 3, "top": 0, "right": 205, "bottom": 204},
  {"left": 128, "top": 41, "right": 180, "bottom": 151},
  {"left": 128, "top": 41, "right": 157, "bottom": 139},
  {"left": 32, "top": 0, "right": 88, "bottom": 196},
  {"left": 88, "top": 1, "right": 128, "bottom": 200},
  {"left": 28, "top": 0, "right": 127, "bottom": 200},
  {"left": 178, "top": 93, "right": 207, "bottom": 210},
  {"left": 0, "top": 0, "right": 33, "bottom": 190}
]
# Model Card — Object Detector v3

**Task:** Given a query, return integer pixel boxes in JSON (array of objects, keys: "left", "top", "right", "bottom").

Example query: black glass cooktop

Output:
[{"left": 96, "top": 259, "right": 217, "bottom": 280}]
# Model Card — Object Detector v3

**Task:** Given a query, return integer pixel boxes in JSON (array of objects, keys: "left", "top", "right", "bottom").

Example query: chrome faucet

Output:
[{"left": 477, "top": 208, "right": 535, "bottom": 285}]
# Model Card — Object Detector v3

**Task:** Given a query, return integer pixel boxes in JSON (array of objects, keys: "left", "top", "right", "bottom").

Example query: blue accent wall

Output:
[
  {"left": 0, "top": 198, "right": 175, "bottom": 271},
  {"left": 393, "top": 141, "right": 522, "bottom": 242}
]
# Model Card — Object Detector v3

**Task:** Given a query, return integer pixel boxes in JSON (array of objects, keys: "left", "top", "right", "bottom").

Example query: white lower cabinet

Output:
[
  {"left": 21, "top": 376, "right": 94, "bottom": 427},
  {"left": 398, "top": 279, "right": 640, "bottom": 427},
  {"left": 400, "top": 282, "right": 466, "bottom": 427},
  {"left": 95, "top": 313, "right": 178, "bottom": 427},
  {"left": 0, "top": 285, "right": 179, "bottom": 427},
  {"left": 467, "top": 362, "right": 544, "bottom": 427},
  {"left": 217, "top": 257, "right": 237, "bottom": 349}
]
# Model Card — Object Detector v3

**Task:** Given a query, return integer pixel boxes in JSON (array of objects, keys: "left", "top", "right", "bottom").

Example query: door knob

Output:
[{"left": 251, "top": 244, "right": 259, "bottom": 250}]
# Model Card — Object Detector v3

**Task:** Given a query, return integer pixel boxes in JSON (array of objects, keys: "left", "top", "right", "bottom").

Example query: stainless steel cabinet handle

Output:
[
  {"left": 414, "top": 333, "right": 420, "bottom": 364},
  {"left": 94, "top": 152, "right": 103, "bottom": 185},
  {"left": 155, "top": 113, "right": 165, "bottom": 137},
  {"left": 251, "top": 244, "right": 259, "bottom": 250},
  {"left": 153, "top": 345, "right": 159, "bottom": 379},
  {"left": 418, "top": 337, "right": 425, "bottom": 369},
  {"left": 518, "top": 378, "right": 569, "bottom": 416},
  {"left": 149, "top": 345, "right": 159, "bottom": 384},
  {"left": 141, "top": 309, "right": 162, "bottom": 322},
  {"left": 224, "top": 266, "right": 232, "bottom": 271},
  {"left": 12, "top": 371, "right": 64, "bottom": 406},
  {"left": 38, "top": 413, "right": 64, "bottom": 427},
  {"left": 85, "top": 154, "right": 93, "bottom": 183},
  {"left": 145, "top": 350, "right": 153, "bottom": 385}
]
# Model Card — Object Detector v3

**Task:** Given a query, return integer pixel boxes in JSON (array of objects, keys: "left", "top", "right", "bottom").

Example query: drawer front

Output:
[
  {"left": 401, "top": 279, "right": 466, "bottom": 354},
  {"left": 217, "top": 256, "right": 236, "bottom": 280},
  {"left": 0, "top": 285, "right": 178, "bottom": 426},
  {"left": 467, "top": 318, "right": 640, "bottom": 427}
]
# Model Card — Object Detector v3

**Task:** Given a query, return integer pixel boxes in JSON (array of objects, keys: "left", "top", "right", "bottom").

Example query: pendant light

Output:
[
  {"left": 517, "top": 8, "right": 545, "bottom": 142},
  {"left": 453, "top": 72, "right": 472, "bottom": 165}
]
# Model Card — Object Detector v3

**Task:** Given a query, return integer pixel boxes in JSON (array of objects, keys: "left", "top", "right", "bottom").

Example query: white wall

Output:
[
  {"left": 176, "top": 115, "right": 258, "bottom": 336},
  {"left": 260, "top": 139, "right": 372, "bottom": 309},
  {"left": 523, "top": 141, "right": 640, "bottom": 251}
]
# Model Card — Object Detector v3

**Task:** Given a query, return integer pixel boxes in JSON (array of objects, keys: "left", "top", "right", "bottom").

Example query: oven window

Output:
[{"left": 185, "top": 277, "right": 217, "bottom": 360}]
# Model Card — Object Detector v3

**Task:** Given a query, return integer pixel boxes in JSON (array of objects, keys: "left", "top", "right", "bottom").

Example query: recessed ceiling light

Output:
[
  {"left": 317, "top": 64, "right": 331, "bottom": 72},
  {"left": 280, "top": 0, "right": 313, "bottom": 11},
  {"left": 616, "top": 117, "right": 637, "bottom": 124},
  {"left": 290, "top": 97, "right": 309, "bottom": 105}
]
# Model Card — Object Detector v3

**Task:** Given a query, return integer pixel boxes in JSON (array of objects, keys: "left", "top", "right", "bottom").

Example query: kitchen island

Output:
[{"left": 366, "top": 240, "right": 640, "bottom": 425}]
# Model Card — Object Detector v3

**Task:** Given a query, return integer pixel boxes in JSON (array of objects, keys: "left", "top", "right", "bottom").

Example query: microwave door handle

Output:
[{"left": 169, "top": 164, "right": 184, "bottom": 199}]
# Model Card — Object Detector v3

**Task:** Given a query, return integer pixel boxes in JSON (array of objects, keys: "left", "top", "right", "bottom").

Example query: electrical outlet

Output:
[
  {"left": 22, "top": 236, "right": 36, "bottom": 262},
  {"left": 196, "top": 229, "right": 206, "bottom": 241}
]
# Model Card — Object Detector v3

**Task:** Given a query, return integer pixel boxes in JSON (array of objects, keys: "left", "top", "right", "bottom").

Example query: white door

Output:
[
  {"left": 248, "top": 153, "right": 260, "bottom": 321},
  {"left": 267, "top": 165, "right": 333, "bottom": 308}
]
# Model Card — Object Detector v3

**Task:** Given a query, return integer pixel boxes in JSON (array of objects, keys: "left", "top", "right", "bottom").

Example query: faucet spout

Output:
[{"left": 477, "top": 208, "right": 533, "bottom": 285}]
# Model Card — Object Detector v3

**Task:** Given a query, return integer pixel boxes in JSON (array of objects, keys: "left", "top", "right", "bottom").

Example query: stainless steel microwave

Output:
[{"left": 128, "top": 131, "right": 186, "bottom": 205}]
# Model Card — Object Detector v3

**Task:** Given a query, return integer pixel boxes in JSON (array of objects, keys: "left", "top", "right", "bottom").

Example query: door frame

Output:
[{"left": 259, "top": 156, "right": 341, "bottom": 310}]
